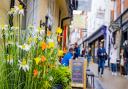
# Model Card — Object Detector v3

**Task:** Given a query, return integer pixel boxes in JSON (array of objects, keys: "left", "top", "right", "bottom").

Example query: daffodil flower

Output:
[
  {"left": 19, "top": 59, "right": 29, "bottom": 72},
  {"left": 58, "top": 50, "right": 63, "bottom": 56},
  {"left": 0, "top": 25, "right": 9, "bottom": 30},
  {"left": 11, "top": 26, "right": 19, "bottom": 31},
  {"left": 47, "top": 38, "right": 55, "bottom": 48},
  {"left": 56, "top": 27, "right": 62, "bottom": 34},
  {"left": 34, "top": 57, "right": 41, "bottom": 65},
  {"left": 18, "top": 5, "right": 24, "bottom": 15},
  {"left": 8, "top": 5, "right": 24, "bottom": 15},
  {"left": 18, "top": 43, "right": 31, "bottom": 51}
]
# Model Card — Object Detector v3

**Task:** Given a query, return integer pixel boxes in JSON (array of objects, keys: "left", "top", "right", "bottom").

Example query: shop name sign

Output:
[{"left": 70, "top": 58, "right": 87, "bottom": 89}]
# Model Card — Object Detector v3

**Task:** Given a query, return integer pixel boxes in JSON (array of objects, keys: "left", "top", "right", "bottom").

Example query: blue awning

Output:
[{"left": 84, "top": 25, "right": 107, "bottom": 44}]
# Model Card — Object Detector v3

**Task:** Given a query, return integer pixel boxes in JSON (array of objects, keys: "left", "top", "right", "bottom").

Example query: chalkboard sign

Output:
[
  {"left": 70, "top": 58, "right": 87, "bottom": 89},
  {"left": 72, "top": 61, "right": 83, "bottom": 83}
]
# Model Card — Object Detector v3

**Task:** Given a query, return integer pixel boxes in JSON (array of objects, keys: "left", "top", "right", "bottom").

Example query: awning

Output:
[{"left": 84, "top": 25, "right": 107, "bottom": 44}]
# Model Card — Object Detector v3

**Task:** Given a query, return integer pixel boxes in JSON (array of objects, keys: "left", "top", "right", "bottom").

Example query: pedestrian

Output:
[
  {"left": 123, "top": 40, "right": 128, "bottom": 79},
  {"left": 74, "top": 42, "right": 80, "bottom": 58},
  {"left": 120, "top": 48, "right": 125, "bottom": 76},
  {"left": 81, "top": 47, "right": 86, "bottom": 57},
  {"left": 86, "top": 47, "right": 92, "bottom": 67},
  {"left": 61, "top": 48, "right": 74, "bottom": 66},
  {"left": 110, "top": 45, "right": 118, "bottom": 76},
  {"left": 97, "top": 42, "right": 107, "bottom": 77}
]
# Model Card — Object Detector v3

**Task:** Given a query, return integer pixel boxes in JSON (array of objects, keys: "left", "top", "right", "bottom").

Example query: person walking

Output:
[
  {"left": 123, "top": 40, "right": 128, "bottom": 79},
  {"left": 86, "top": 47, "right": 92, "bottom": 67},
  {"left": 120, "top": 48, "right": 125, "bottom": 76},
  {"left": 110, "top": 45, "right": 118, "bottom": 76},
  {"left": 61, "top": 48, "right": 74, "bottom": 66},
  {"left": 74, "top": 42, "right": 80, "bottom": 58},
  {"left": 97, "top": 42, "right": 107, "bottom": 77}
]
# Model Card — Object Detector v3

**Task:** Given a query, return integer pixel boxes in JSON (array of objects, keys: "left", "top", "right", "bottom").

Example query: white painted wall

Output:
[{"left": 87, "top": 0, "right": 111, "bottom": 37}]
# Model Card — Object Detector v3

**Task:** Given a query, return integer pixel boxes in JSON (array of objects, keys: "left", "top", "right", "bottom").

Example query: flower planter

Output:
[{"left": 52, "top": 84, "right": 63, "bottom": 89}]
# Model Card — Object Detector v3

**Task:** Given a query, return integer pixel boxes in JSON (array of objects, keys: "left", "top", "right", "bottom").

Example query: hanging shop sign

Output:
[
  {"left": 70, "top": 58, "right": 87, "bottom": 89},
  {"left": 96, "top": 8, "right": 105, "bottom": 19}
]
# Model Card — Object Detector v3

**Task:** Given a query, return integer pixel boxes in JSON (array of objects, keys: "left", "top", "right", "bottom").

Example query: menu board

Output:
[
  {"left": 70, "top": 58, "right": 87, "bottom": 89},
  {"left": 72, "top": 61, "right": 83, "bottom": 83}
]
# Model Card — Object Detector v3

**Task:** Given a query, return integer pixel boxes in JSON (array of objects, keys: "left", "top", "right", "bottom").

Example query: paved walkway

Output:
[{"left": 89, "top": 63, "right": 128, "bottom": 89}]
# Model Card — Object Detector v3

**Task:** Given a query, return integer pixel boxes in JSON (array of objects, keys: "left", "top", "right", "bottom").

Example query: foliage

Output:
[{"left": 0, "top": 4, "right": 70, "bottom": 89}]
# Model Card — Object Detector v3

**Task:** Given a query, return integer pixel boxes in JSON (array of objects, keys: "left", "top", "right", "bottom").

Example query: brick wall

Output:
[
  {"left": 124, "top": 0, "right": 128, "bottom": 11},
  {"left": 116, "top": 0, "right": 121, "bottom": 17},
  {"left": 111, "top": 10, "right": 114, "bottom": 21}
]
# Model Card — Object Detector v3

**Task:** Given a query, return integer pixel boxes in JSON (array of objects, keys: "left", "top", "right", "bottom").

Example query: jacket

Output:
[
  {"left": 110, "top": 48, "right": 117, "bottom": 63},
  {"left": 61, "top": 52, "right": 73, "bottom": 66},
  {"left": 97, "top": 47, "right": 107, "bottom": 60}
]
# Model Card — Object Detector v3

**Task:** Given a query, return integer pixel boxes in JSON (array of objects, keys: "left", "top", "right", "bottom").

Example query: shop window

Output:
[{"left": 123, "top": 31, "right": 127, "bottom": 40}]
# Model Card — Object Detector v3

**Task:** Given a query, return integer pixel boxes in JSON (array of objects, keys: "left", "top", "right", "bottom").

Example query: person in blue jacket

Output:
[
  {"left": 74, "top": 42, "right": 80, "bottom": 58},
  {"left": 61, "top": 48, "right": 74, "bottom": 66},
  {"left": 97, "top": 42, "right": 107, "bottom": 77}
]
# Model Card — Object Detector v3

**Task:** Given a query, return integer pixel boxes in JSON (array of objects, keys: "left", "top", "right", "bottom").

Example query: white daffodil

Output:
[
  {"left": 8, "top": 8, "right": 15, "bottom": 15},
  {"left": 8, "top": 5, "right": 24, "bottom": 15},
  {"left": 1, "top": 25, "right": 9, "bottom": 30},
  {"left": 13, "top": 6, "right": 19, "bottom": 15},
  {"left": 7, "top": 55, "right": 14, "bottom": 65},
  {"left": 47, "top": 38, "right": 54, "bottom": 43},
  {"left": 18, "top": 43, "right": 31, "bottom": 51},
  {"left": 18, "top": 59, "right": 29, "bottom": 72},
  {"left": 19, "top": 9, "right": 24, "bottom": 15},
  {"left": 11, "top": 26, "right": 19, "bottom": 30}
]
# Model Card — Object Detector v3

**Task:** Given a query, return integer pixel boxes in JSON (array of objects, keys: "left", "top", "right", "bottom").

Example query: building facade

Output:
[{"left": 0, "top": 0, "right": 75, "bottom": 49}]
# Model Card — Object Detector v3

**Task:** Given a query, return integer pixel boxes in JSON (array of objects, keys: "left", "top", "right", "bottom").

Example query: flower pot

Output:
[{"left": 52, "top": 84, "right": 63, "bottom": 89}]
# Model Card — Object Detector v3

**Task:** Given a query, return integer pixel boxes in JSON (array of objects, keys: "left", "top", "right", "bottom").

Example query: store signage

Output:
[
  {"left": 96, "top": 9, "right": 105, "bottom": 19},
  {"left": 70, "top": 58, "right": 87, "bottom": 89}
]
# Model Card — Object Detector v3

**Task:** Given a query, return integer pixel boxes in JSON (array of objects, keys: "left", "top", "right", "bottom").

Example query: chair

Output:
[{"left": 86, "top": 69, "right": 95, "bottom": 88}]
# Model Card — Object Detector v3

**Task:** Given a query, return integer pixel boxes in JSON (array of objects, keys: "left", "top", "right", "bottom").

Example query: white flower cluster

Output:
[{"left": 8, "top": 5, "right": 24, "bottom": 15}]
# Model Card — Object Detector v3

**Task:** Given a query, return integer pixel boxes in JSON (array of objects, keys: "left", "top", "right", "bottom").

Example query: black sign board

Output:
[
  {"left": 70, "top": 58, "right": 87, "bottom": 89},
  {"left": 72, "top": 61, "right": 83, "bottom": 83}
]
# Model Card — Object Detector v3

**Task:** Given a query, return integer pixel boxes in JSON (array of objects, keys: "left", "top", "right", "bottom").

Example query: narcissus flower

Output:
[
  {"left": 58, "top": 50, "right": 63, "bottom": 56},
  {"left": 33, "top": 69, "right": 38, "bottom": 77},
  {"left": 56, "top": 27, "right": 62, "bottom": 34},
  {"left": 41, "top": 41, "right": 47, "bottom": 50},
  {"left": 18, "top": 43, "right": 31, "bottom": 51},
  {"left": 34, "top": 57, "right": 41, "bottom": 65},
  {"left": 41, "top": 55, "right": 46, "bottom": 62},
  {"left": 48, "top": 42, "right": 55, "bottom": 48},
  {"left": 19, "top": 59, "right": 29, "bottom": 72},
  {"left": 47, "top": 30, "right": 51, "bottom": 36},
  {"left": 47, "top": 39, "right": 55, "bottom": 48}
]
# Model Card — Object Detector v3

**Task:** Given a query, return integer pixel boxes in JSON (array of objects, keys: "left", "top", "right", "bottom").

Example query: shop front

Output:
[
  {"left": 121, "top": 8, "right": 128, "bottom": 47},
  {"left": 84, "top": 25, "right": 107, "bottom": 63}
]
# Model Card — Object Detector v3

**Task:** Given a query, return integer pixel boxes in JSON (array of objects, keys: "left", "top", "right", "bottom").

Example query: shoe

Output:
[
  {"left": 112, "top": 72, "right": 114, "bottom": 76},
  {"left": 114, "top": 73, "right": 117, "bottom": 76},
  {"left": 101, "top": 74, "right": 103, "bottom": 77}
]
